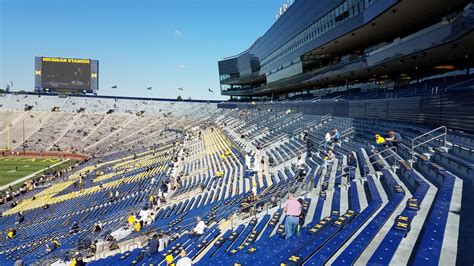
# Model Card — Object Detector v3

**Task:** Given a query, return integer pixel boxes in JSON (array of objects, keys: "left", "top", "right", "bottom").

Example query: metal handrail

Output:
[
  {"left": 340, "top": 127, "right": 355, "bottom": 138},
  {"left": 320, "top": 114, "right": 332, "bottom": 123},
  {"left": 364, "top": 147, "right": 398, "bottom": 176},
  {"left": 410, "top": 126, "right": 447, "bottom": 165},
  {"left": 331, "top": 95, "right": 342, "bottom": 101},
  {"left": 311, "top": 96, "right": 321, "bottom": 102}
]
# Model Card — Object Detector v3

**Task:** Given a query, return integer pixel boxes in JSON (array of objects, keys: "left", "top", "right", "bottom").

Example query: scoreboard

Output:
[{"left": 35, "top": 56, "right": 99, "bottom": 93}]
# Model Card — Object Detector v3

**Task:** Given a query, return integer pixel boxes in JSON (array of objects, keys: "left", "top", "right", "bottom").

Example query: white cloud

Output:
[
  {"left": 173, "top": 29, "right": 183, "bottom": 36},
  {"left": 177, "top": 64, "right": 185, "bottom": 68}
]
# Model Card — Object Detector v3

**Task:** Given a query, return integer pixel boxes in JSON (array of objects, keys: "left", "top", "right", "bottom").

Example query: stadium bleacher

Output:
[{"left": 0, "top": 93, "right": 471, "bottom": 265}]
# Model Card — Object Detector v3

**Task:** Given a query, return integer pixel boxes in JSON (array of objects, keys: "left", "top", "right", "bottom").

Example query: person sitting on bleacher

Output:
[
  {"left": 46, "top": 238, "right": 60, "bottom": 253},
  {"left": 188, "top": 216, "right": 206, "bottom": 236},
  {"left": 160, "top": 182, "right": 169, "bottom": 196},
  {"left": 159, "top": 194, "right": 167, "bottom": 204},
  {"left": 7, "top": 228, "right": 16, "bottom": 239},
  {"left": 109, "top": 191, "right": 114, "bottom": 202},
  {"left": 331, "top": 128, "right": 341, "bottom": 144},
  {"left": 128, "top": 213, "right": 137, "bottom": 227},
  {"left": 14, "top": 256, "right": 24, "bottom": 266},
  {"left": 165, "top": 254, "right": 175, "bottom": 266},
  {"left": 324, "top": 131, "right": 331, "bottom": 151},
  {"left": 176, "top": 250, "right": 192, "bottom": 266},
  {"left": 16, "top": 212, "right": 24, "bottom": 224},
  {"left": 322, "top": 149, "right": 334, "bottom": 168},
  {"left": 385, "top": 130, "right": 402, "bottom": 148},
  {"left": 134, "top": 221, "right": 142, "bottom": 232},
  {"left": 93, "top": 221, "right": 103, "bottom": 232},
  {"left": 69, "top": 222, "right": 80, "bottom": 234},
  {"left": 344, "top": 151, "right": 357, "bottom": 176}
]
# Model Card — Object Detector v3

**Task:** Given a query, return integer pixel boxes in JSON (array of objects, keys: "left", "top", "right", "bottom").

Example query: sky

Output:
[{"left": 0, "top": 0, "right": 283, "bottom": 100}]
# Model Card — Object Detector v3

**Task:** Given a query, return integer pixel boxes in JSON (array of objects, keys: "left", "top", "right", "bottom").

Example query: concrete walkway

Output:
[{"left": 0, "top": 159, "right": 69, "bottom": 191}]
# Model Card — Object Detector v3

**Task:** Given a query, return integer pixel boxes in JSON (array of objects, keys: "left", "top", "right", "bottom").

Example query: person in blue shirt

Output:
[
  {"left": 148, "top": 234, "right": 159, "bottom": 254},
  {"left": 386, "top": 130, "right": 402, "bottom": 147},
  {"left": 331, "top": 128, "right": 341, "bottom": 144}
]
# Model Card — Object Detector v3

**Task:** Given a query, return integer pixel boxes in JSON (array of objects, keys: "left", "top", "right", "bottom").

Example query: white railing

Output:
[
  {"left": 364, "top": 147, "right": 398, "bottom": 176},
  {"left": 340, "top": 127, "right": 355, "bottom": 139},
  {"left": 331, "top": 95, "right": 342, "bottom": 101},
  {"left": 311, "top": 96, "right": 321, "bottom": 102},
  {"left": 410, "top": 126, "right": 447, "bottom": 166},
  {"left": 320, "top": 114, "right": 332, "bottom": 123}
]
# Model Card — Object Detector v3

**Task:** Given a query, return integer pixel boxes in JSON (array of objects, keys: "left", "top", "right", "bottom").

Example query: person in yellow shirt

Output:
[
  {"left": 109, "top": 191, "right": 114, "bottom": 202},
  {"left": 134, "top": 221, "right": 141, "bottom": 232},
  {"left": 165, "top": 254, "right": 174, "bottom": 266},
  {"left": 127, "top": 213, "right": 136, "bottom": 227},
  {"left": 375, "top": 134, "right": 386, "bottom": 145},
  {"left": 7, "top": 228, "right": 16, "bottom": 239},
  {"left": 149, "top": 194, "right": 155, "bottom": 206}
]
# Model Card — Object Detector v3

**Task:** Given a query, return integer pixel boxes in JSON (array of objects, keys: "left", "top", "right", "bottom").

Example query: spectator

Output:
[
  {"left": 251, "top": 181, "right": 257, "bottom": 196},
  {"left": 324, "top": 131, "right": 331, "bottom": 151},
  {"left": 109, "top": 191, "right": 114, "bottom": 202},
  {"left": 127, "top": 213, "right": 136, "bottom": 227},
  {"left": 385, "top": 130, "right": 402, "bottom": 148},
  {"left": 162, "top": 232, "right": 170, "bottom": 247},
  {"left": 93, "top": 221, "right": 102, "bottom": 232},
  {"left": 160, "top": 182, "right": 169, "bottom": 195},
  {"left": 14, "top": 256, "right": 24, "bottom": 266},
  {"left": 75, "top": 255, "right": 86, "bottom": 266},
  {"left": 283, "top": 194, "right": 301, "bottom": 239},
  {"left": 150, "top": 194, "right": 155, "bottom": 206},
  {"left": 176, "top": 249, "right": 192, "bottom": 266},
  {"left": 165, "top": 254, "right": 174, "bottom": 266},
  {"left": 375, "top": 134, "right": 386, "bottom": 145},
  {"left": 331, "top": 128, "right": 341, "bottom": 144},
  {"left": 348, "top": 151, "right": 357, "bottom": 168},
  {"left": 69, "top": 222, "right": 80, "bottom": 234},
  {"left": 323, "top": 149, "right": 334, "bottom": 168},
  {"left": 7, "top": 228, "right": 16, "bottom": 239},
  {"left": 16, "top": 212, "right": 24, "bottom": 224},
  {"left": 297, "top": 198, "right": 306, "bottom": 235},
  {"left": 46, "top": 238, "right": 60, "bottom": 253},
  {"left": 157, "top": 233, "right": 166, "bottom": 252},
  {"left": 148, "top": 234, "right": 159, "bottom": 254},
  {"left": 134, "top": 221, "right": 142, "bottom": 232},
  {"left": 189, "top": 217, "right": 206, "bottom": 236}
]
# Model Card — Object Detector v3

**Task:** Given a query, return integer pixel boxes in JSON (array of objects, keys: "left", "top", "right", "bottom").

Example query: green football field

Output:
[{"left": 0, "top": 157, "right": 76, "bottom": 187}]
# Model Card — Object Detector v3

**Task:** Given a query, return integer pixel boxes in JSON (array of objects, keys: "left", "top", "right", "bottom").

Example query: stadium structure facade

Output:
[{"left": 218, "top": 0, "right": 474, "bottom": 99}]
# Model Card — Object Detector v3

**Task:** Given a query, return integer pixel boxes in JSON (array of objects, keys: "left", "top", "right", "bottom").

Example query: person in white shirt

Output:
[
  {"left": 158, "top": 233, "right": 166, "bottom": 252},
  {"left": 324, "top": 132, "right": 331, "bottom": 151},
  {"left": 189, "top": 217, "right": 206, "bottom": 236},
  {"left": 251, "top": 185, "right": 257, "bottom": 196},
  {"left": 176, "top": 250, "right": 192, "bottom": 266},
  {"left": 162, "top": 233, "right": 170, "bottom": 247}
]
